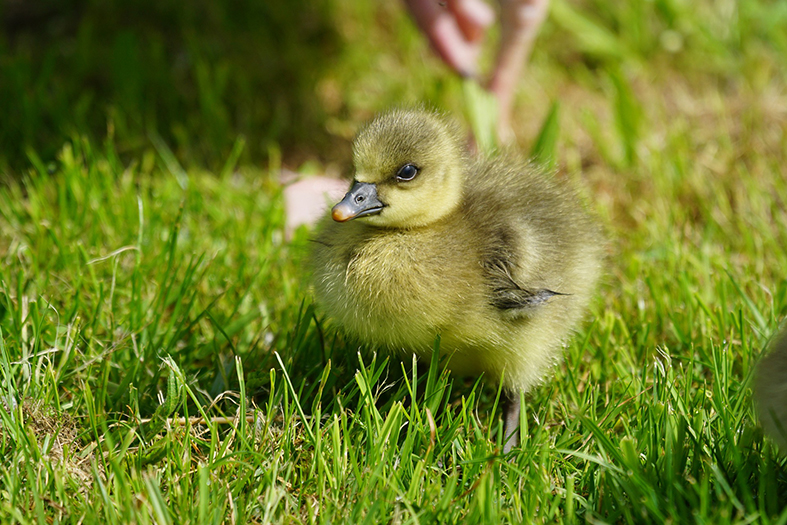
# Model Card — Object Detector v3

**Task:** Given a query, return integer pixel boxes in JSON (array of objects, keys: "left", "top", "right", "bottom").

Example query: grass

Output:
[{"left": 1, "top": 0, "right": 787, "bottom": 522}]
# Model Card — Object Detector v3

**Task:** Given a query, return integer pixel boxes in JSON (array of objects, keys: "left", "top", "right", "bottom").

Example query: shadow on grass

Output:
[{"left": 1, "top": 0, "right": 341, "bottom": 173}]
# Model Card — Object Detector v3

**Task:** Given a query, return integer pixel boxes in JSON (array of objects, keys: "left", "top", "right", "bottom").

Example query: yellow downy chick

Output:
[{"left": 311, "top": 109, "right": 604, "bottom": 451}]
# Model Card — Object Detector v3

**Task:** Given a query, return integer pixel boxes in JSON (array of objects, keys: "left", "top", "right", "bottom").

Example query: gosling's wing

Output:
[
  {"left": 465, "top": 158, "right": 597, "bottom": 316},
  {"left": 483, "top": 250, "right": 564, "bottom": 314}
]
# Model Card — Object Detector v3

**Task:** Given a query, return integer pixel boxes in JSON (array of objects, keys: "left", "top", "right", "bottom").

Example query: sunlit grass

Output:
[{"left": 1, "top": 0, "right": 787, "bottom": 522}]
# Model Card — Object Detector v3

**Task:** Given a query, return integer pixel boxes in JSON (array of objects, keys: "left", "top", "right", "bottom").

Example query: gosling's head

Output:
[{"left": 332, "top": 109, "right": 466, "bottom": 229}]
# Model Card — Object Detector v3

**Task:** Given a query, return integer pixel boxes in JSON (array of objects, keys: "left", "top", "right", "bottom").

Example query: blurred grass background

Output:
[
  {"left": 2, "top": 0, "right": 343, "bottom": 170},
  {"left": 1, "top": 0, "right": 787, "bottom": 522},
  {"left": 3, "top": 0, "right": 783, "bottom": 173}
]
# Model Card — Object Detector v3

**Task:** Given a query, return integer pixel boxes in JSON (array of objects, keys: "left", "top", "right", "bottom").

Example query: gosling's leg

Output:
[{"left": 502, "top": 391, "right": 521, "bottom": 453}]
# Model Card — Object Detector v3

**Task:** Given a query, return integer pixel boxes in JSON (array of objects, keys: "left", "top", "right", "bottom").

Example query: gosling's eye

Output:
[{"left": 396, "top": 163, "right": 419, "bottom": 181}]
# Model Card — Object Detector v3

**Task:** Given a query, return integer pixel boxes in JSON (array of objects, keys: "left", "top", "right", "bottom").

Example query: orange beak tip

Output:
[{"left": 331, "top": 205, "right": 353, "bottom": 222}]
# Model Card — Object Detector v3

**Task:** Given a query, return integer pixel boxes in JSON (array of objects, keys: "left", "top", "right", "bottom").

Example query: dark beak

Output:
[{"left": 331, "top": 181, "right": 385, "bottom": 222}]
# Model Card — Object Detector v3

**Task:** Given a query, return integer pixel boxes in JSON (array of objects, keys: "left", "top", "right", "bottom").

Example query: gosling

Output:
[
  {"left": 755, "top": 326, "right": 787, "bottom": 452},
  {"left": 311, "top": 109, "right": 603, "bottom": 452}
]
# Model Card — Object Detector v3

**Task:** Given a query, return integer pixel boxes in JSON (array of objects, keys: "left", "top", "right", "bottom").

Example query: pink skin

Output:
[
  {"left": 403, "top": 0, "right": 495, "bottom": 78},
  {"left": 282, "top": 173, "right": 348, "bottom": 239},
  {"left": 488, "top": 0, "right": 550, "bottom": 140},
  {"left": 404, "top": 0, "right": 550, "bottom": 141}
]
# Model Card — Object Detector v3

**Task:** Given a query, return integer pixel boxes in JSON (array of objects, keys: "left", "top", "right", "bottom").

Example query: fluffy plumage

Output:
[
  {"left": 755, "top": 327, "right": 787, "bottom": 452},
  {"left": 311, "top": 109, "right": 603, "bottom": 451}
]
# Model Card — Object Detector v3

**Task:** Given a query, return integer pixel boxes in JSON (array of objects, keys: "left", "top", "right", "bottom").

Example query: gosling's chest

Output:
[
  {"left": 343, "top": 231, "right": 466, "bottom": 311},
  {"left": 316, "top": 228, "right": 482, "bottom": 346}
]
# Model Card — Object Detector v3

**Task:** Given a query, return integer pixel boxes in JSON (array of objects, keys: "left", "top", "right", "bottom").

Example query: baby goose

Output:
[
  {"left": 311, "top": 109, "right": 603, "bottom": 451},
  {"left": 755, "top": 327, "right": 787, "bottom": 452}
]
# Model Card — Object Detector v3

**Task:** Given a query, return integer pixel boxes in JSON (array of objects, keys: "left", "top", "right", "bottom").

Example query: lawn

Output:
[{"left": 1, "top": 0, "right": 786, "bottom": 523}]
